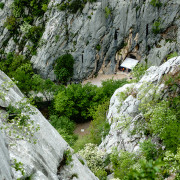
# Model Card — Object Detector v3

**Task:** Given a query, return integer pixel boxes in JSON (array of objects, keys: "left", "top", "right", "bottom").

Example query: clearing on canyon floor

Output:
[{"left": 82, "top": 71, "right": 130, "bottom": 87}]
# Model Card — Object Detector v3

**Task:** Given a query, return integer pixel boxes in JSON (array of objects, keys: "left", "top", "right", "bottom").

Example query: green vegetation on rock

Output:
[{"left": 54, "top": 54, "right": 74, "bottom": 84}]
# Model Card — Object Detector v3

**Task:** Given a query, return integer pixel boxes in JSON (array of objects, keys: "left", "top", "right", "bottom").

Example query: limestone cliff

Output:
[
  {"left": 0, "top": 70, "right": 98, "bottom": 180},
  {"left": 0, "top": 0, "right": 180, "bottom": 81},
  {"left": 100, "top": 56, "right": 180, "bottom": 153}
]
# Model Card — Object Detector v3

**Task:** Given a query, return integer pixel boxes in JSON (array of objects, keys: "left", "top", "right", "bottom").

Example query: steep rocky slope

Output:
[
  {"left": 99, "top": 56, "right": 180, "bottom": 153},
  {"left": 0, "top": 0, "right": 180, "bottom": 81},
  {"left": 0, "top": 131, "right": 13, "bottom": 180},
  {"left": 0, "top": 71, "right": 98, "bottom": 180}
]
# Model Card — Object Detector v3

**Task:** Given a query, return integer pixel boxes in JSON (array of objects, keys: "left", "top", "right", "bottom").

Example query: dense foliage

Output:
[
  {"left": 54, "top": 79, "right": 127, "bottom": 123},
  {"left": 54, "top": 54, "right": 74, "bottom": 84},
  {"left": 50, "top": 115, "right": 77, "bottom": 146},
  {"left": 58, "top": 0, "right": 97, "bottom": 14}
]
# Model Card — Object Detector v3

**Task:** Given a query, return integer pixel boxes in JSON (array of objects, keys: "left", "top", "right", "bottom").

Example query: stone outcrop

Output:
[
  {"left": 0, "top": 130, "right": 13, "bottom": 180},
  {"left": 0, "top": 0, "right": 180, "bottom": 81},
  {"left": 0, "top": 70, "right": 98, "bottom": 180},
  {"left": 100, "top": 56, "right": 180, "bottom": 153}
]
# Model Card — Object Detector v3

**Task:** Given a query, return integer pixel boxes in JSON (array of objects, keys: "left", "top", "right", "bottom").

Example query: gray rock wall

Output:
[
  {"left": 99, "top": 56, "right": 180, "bottom": 153},
  {"left": 0, "top": 70, "right": 98, "bottom": 180},
  {"left": 0, "top": 130, "right": 13, "bottom": 180},
  {"left": 0, "top": 0, "right": 180, "bottom": 81}
]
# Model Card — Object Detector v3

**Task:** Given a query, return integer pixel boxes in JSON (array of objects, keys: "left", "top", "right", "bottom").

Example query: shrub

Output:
[
  {"left": 131, "top": 63, "right": 148, "bottom": 81},
  {"left": 0, "top": 52, "right": 59, "bottom": 97},
  {"left": 54, "top": 54, "right": 74, "bottom": 84},
  {"left": 50, "top": 115, "right": 75, "bottom": 133},
  {"left": 152, "top": 19, "right": 161, "bottom": 34},
  {"left": 26, "top": 26, "right": 44, "bottom": 44},
  {"left": 4, "top": 16, "right": 18, "bottom": 31},
  {"left": 126, "top": 159, "right": 163, "bottom": 179},
  {"left": 13, "top": 63, "right": 34, "bottom": 94},
  {"left": 54, "top": 83, "right": 100, "bottom": 123},
  {"left": 150, "top": 100, "right": 180, "bottom": 152},
  {"left": 78, "top": 143, "right": 107, "bottom": 178},
  {"left": 50, "top": 115, "right": 77, "bottom": 146},
  {"left": 150, "top": 0, "right": 162, "bottom": 8},
  {"left": 167, "top": 52, "right": 178, "bottom": 60},
  {"left": 104, "top": 6, "right": 111, "bottom": 18},
  {"left": 96, "top": 44, "right": 101, "bottom": 51},
  {"left": 73, "top": 101, "right": 110, "bottom": 151},
  {"left": 63, "top": 149, "right": 73, "bottom": 165},
  {"left": 101, "top": 78, "right": 128, "bottom": 98},
  {"left": 1, "top": 99, "right": 40, "bottom": 144},
  {"left": 58, "top": 0, "right": 97, "bottom": 14},
  {"left": 31, "top": 75, "right": 62, "bottom": 101},
  {"left": 0, "top": 2, "right": 5, "bottom": 9},
  {"left": 88, "top": 101, "right": 110, "bottom": 144},
  {"left": 54, "top": 79, "right": 128, "bottom": 123},
  {"left": 110, "top": 148, "right": 137, "bottom": 179},
  {"left": 139, "top": 139, "right": 158, "bottom": 160}
]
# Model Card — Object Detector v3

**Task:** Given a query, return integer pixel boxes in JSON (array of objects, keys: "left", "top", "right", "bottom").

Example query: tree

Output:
[{"left": 54, "top": 54, "right": 74, "bottom": 84}]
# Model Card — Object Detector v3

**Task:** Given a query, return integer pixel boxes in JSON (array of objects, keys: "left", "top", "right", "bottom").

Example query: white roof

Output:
[{"left": 120, "top": 58, "right": 139, "bottom": 69}]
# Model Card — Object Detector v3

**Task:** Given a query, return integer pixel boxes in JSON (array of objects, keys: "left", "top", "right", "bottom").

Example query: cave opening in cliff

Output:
[{"left": 119, "top": 54, "right": 139, "bottom": 73}]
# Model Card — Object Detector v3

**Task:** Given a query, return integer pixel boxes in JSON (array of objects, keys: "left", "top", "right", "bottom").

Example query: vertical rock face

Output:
[
  {"left": 1, "top": 0, "right": 180, "bottom": 81},
  {"left": 99, "top": 56, "right": 180, "bottom": 153},
  {"left": 0, "top": 70, "right": 98, "bottom": 180},
  {"left": 0, "top": 130, "right": 13, "bottom": 180}
]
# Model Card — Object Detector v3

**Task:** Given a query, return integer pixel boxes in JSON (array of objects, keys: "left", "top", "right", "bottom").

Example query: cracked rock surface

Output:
[
  {"left": 100, "top": 56, "right": 180, "bottom": 153},
  {"left": 0, "top": 70, "right": 98, "bottom": 180}
]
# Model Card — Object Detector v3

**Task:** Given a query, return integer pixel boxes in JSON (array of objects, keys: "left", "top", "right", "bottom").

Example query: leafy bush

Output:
[
  {"left": 1, "top": 99, "right": 39, "bottom": 144},
  {"left": 110, "top": 148, "right": 137, "bottom": 179},
  {"left": 78, "top": 143, "right": 107, "bottom": 178},
  {"left": 50, "top": 115, "right": 75, "bottom": 133},
  {"left": 54, "top": 83, "right": 100, "bottom": 123},
  {"left": 58, "top": 0, "right": 97, "bottom": 14},
  {"left": 131, "top": 63, "right": 148, "bottom": 81},
  {"left": 167, "top": 52, "right": 178, "bottom": 60},
  {"left": 96, "top": 44, "right": 101, "bottom": 51},
  {"left": 150, "top": 0, "right": 162, "bottom": 8},
  {"left": 152, "top": 19, "right": 161, "bottom": 34},
  {"left": 54, "top": 79, "right": 128, "bottom": 123},
  {"left": 139, "top": 139, "right": 158, "bottom": 160},
  {"left": 150, "top": 100, "right": 180, "bottom": 152},
  {"left": 126, "top": 159, "right": 163, "bottom": 179},
  {"left": 101, "top": 78, "right": 128, "bottom": 98},
  {"left": 31, "top": 74, "right": 63, "bottom": 101},
  {"left": 54, "top": 54, "right": 74, "bottom": 84},
  {"left": 26, "top": 26, "right": 44, "bottom": 44},
  {"left": 63, "top": 149, "right": 72, "bottom": 165},
  {"left": 4, "top": 16, "right": 18, "bottom": 31},
  {"left": 0, "top": 52, "right": 59, "bottom": 98},
  {"left": 105, "top": 6, "right": 111, "bottom": 18},
  {"left": 88, "top": 101, "right": 110, "bottom": 144},
  {"left": 0, "top": 2, "right": 5, "bottom": 9},
  {"left": 50, "top": 115, "right": 77, "bottom": 146}
]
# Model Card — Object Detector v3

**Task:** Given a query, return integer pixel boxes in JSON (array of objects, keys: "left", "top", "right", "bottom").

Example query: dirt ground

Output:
[
  {"left": 74, "top": 121, "right": 91, "bottom": 137},
  {"left": 82, "top": 71, "right": 130, "bottom": 87},
  {"left": 74, "top": 71, "right": 130, "bottom": 136}
]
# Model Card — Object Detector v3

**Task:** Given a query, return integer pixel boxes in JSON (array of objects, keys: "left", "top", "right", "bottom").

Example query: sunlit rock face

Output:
[
  {"left": 100, "top": 56, "right": 180, "bottom": 153},
  {"left": 0, "top": 70, "right": 98, "bottom": 180},
  {"left": 1, "top": 0, "right": 180, "bottom": 81},
  {"left": 0, "top": 130, "right": 13, "bottom": 180}
]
